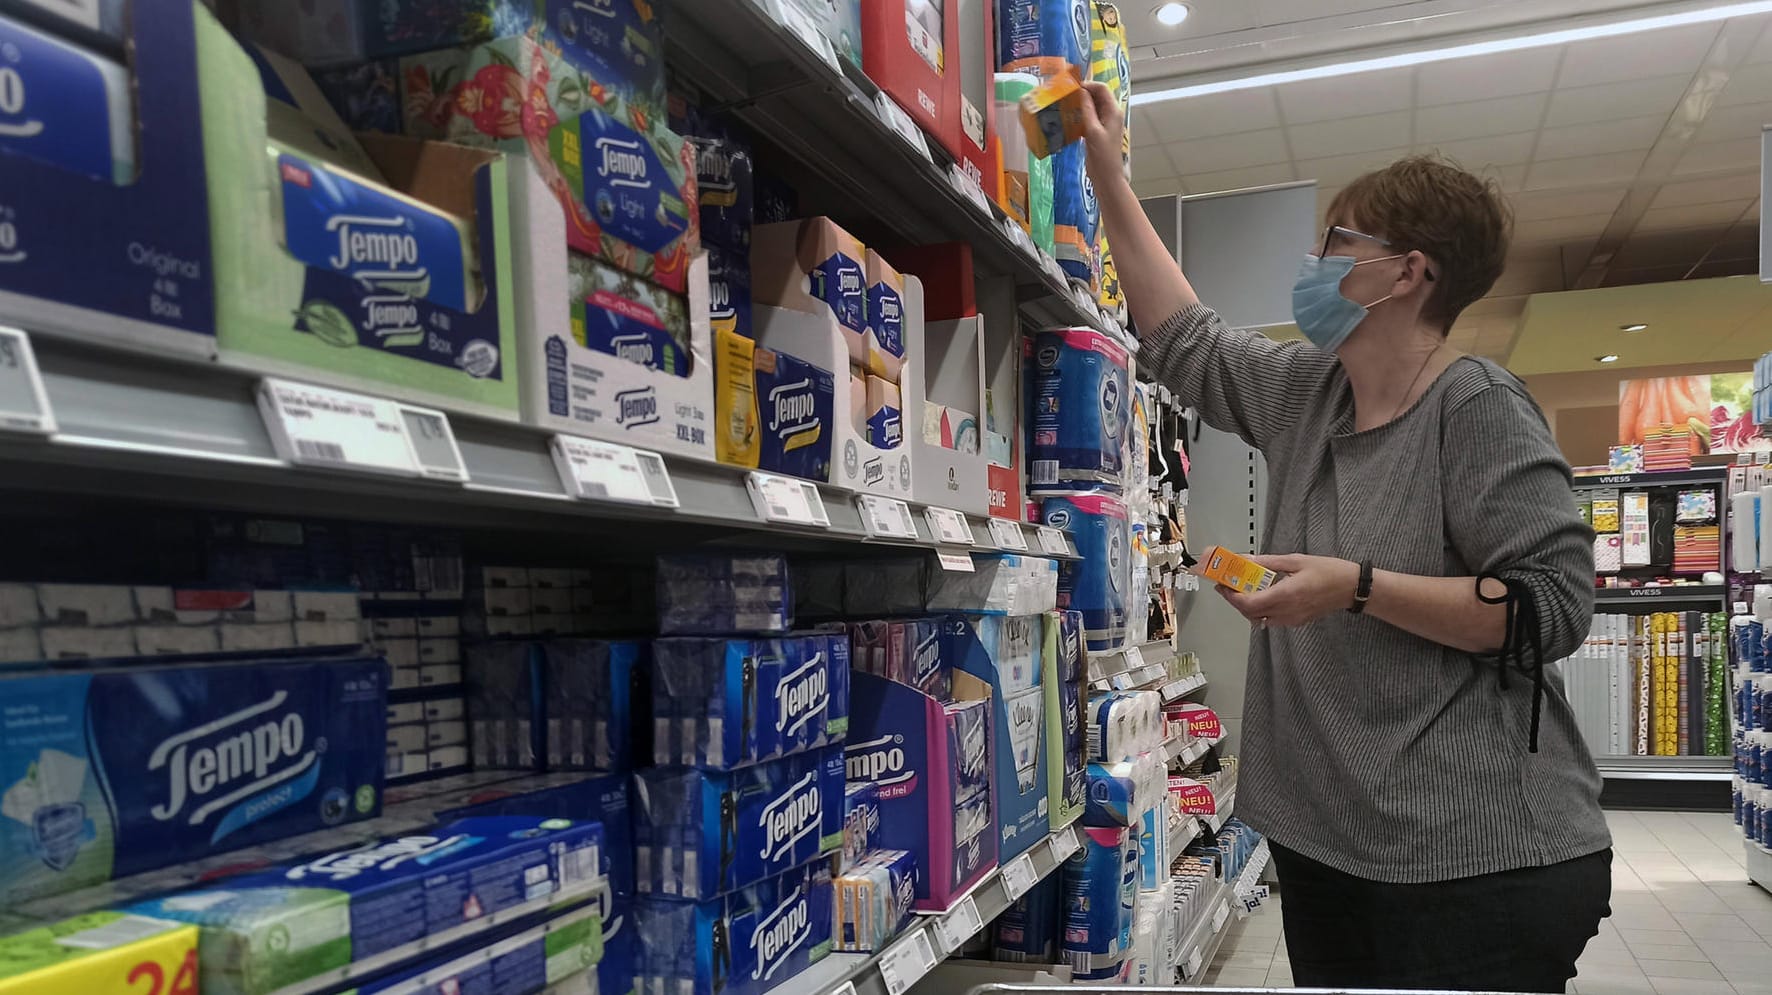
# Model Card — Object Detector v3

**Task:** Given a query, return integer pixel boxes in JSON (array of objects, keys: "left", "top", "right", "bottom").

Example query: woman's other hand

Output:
[
  {"left": 1218, "top": 554, "right": 1360, "bottom": 627},
  {"left": 1078, "top": 79, "right": 1125, "bottom": 187}
]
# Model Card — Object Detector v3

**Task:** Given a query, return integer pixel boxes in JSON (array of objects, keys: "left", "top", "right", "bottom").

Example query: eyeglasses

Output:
[{"left": 1317, "top": 225, "right": 1436, "bottom": 282}]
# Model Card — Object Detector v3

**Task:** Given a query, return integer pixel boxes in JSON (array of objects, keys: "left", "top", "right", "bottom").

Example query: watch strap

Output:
[{"left": 1349, "top": 560, "right": 1374, "bottom": 614}]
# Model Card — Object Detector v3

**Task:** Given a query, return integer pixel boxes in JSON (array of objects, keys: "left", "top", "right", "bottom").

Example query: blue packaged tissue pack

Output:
[
  {"left": 848, "top": 617, "right": 950, "bottom": 701},
  {"left": 633, "top": 747, "right": 843, "bottom": 900},
  {"left": 634, "top": 862, "right": 833, "bottom": 995},
  {"left": 0, "top": 655, "right": 387, "bottom": 904},
  {"left": 651, "top": 633, "right": 849, "bottom": 769},
  {"left": 132, "top": 816, "right": 606, "bottom": 995},
  {"left": 543, "top": 639, "right": 645, "bottom": 772},
  {"left": 464, "top": 641, "right": 544, "bottom": 771},
  {"left": 433, "top": 771, "right": 632, "bottom": 896},
  {"left": 708, "top": 243, "right": 754, "bottom": 339},
  {"left": 1050, "top": 611, "right": 1087, "bottom": 818},
  {"left": 754, "top": 347, "right": 837, "bottom": 483},
  {"left": 0, "top": 13, "right": 132, "bottom": 185},
  {"left": 349, "top": 902, "right": 605, "bottom": 995},
  {"left": 0, "top": 0, "right": 128, "bottom": 46},
  {"left": 841, "top": 782, "right": 880, "bottom": 869},
  {"left": 1044, "top": 494, "right": 1130, "bottom": 651},
  {"left": 1062, "top": 824, "right": 1137, "bottom": 979},
  {"left": 1027, "top": 329, "right": 1128, "bottom": 494},
  {"left": 657, "top": 553, "right": 792, "bottom": 636},
  {"left": 692, "top": 137, "right": 754, "bottom": 252},
  {"left": 947, "top": 614, "right": 1049, "bottom": 861}
]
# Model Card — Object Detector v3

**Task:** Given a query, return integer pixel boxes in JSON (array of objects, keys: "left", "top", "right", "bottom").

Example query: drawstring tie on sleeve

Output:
[{"left": 1475, "top": 572, "right": 1546, "bottom": 753}]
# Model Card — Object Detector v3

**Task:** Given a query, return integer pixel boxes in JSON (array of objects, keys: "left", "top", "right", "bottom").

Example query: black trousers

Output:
[{"left": 1270, "top": 842, "right": 1613, "bottom": 993}]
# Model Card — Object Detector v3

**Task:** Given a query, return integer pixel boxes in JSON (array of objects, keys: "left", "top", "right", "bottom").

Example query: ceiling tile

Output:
[
  {"left": 1532, "top": 115, "right": 1667, "bottom": 162},
  {"left": 1719, "top": 61, "right": 1772, "bottom": 107},
  {"left": 1133, "top": 143, "right": 1179, "bottom": 183},
  {"left": 1512, "top": 213, "right": 1616, "bottom": 247},
  {"left": 1276, "top": 68, "right": 1414, "bottom": 125},
  {"left": 1490, "top": 245, "right": 1569, "bottom": 296},
  {"left": 1295, "top": 147, "right": 1412, "bottom": 187},
  {"left": 1634, "top": 199, "right": 1755, "bottom": 233},
  {"left": 1555, "top": 22, "right": 1720, "bottom": 90},
  {"left": 1649, "top": 172, "right": 1763, "bottom": 209},
  {"left": 1133, "top": 178, "right": 1186, "bottom": 201},
  {"left": 1182, "top": 163, "right": 1299, "bottom": 196},
  {"left": 1744, "top": 17, "right": 1772, "bottom": 62},
  {"left": 1414, "top": 93, "right": 1547, "bottom": 144},
  {"left": 1522, "top": 150, "right": 1649, "bottom": 191},
  {"left": 1420, "top": 132, "right": 1537, "bottom": 170},
  {"left": 1492, "top": 163, "right": 1528, "bottom": 193},
  {"left": 1140, "top": 89, "right": 1283, "bottom": 144},
  {"left": 1510, "top": 187, "right": 1627, "bottom": 222},
  {"left": 1255, "top": 0, "right": 1414, "bottom": 23},
  {"left": 1130, "top": 108, "right": 1166, "bottom": 149},
  {"left": 1287, "top": 111, "right": 1411, "bottom": 160},
  {"left": 1611, "top": 228, "right": 1719, "bottom": 269},
  {"left": 1415, "top": 47, "right": 1561, "bottom": 107},
  {"left": 1691, "top": 102, "right": 1772, "bottom": 147},
  {"left": 1165, "top": 129, "right": 1291, "bottom": 174},
  {"left": 1672, "top": 138, "right": 1762, "bottom": 176},
  {"left": 1543, "top": 75, "right": 1691, "bottom": 129}
]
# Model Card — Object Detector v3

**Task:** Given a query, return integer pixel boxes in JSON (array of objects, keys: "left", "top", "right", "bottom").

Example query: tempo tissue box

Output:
[
  {"left": 708, "top": 243, "right": 754, "bottom": 339},
  {"left": 569, "top": 252, "right": 693, "bottom": 378},
  {"left": 864, "top": 250, "right": 907, "bottom": 381},
  {"left": 131, "top": 816, "right": 606, "bottom": 995},
  {"left": 543, "top": 639, "right": 646, "bottom": 771},
  {"left": 755, "top": 346, "right": 837, "bottom": 482},
  {"left": 714, "top": 326, "right": 761, "bottom": 467},
  {"left": 866, "top": 375, "right": 904, "bottom": 452},
  {"left": 0, "top": 3, "right": 215, "bottom": 356},
  {"left": 0, "top": 912, "right": 195, "bottom": 995},
  {"left": 751, "top": 219, "right": 868, "bottom": 364},
  {"left": 633, "top": 862, "right": 833, "bottom": 995},
  {"left": 632, "top": 747, "right": 844, "bottom": 899},
  {"left": 0, "top": 655, "right": 388, "bottom": 904},
  {"left": 650, "top": 633, "right": 850, "bottom": 769}
]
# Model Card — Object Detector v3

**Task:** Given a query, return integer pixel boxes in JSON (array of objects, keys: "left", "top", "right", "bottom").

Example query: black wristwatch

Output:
[{"left": 1349, "top": 560, "right": 1374, "bottom": 614}]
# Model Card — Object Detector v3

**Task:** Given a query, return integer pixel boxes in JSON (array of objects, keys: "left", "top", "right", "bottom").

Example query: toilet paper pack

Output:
[
  {"left": 1052, "top": 141, "right": 1099, "bottom": 288},
  {"left": 0, "top": 656, "right": 388, "bottom": 905},
  {"left": 998, "top": 0, "right": 1091, "bottom": 71},
  {"left": 131, "top": 816, "right": 605, "bottom": 995},
  {"left": 1045, "top": 495, "right": 1131, "bottom": 651},
  {"left": 632, "top": 747, "right": 844, "bottom": 900},
  {"left": 1061, "top": 824, "right": 1137, "bottom": 979}
]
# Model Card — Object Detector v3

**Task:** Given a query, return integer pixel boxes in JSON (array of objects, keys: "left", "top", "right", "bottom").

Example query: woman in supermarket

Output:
[{"left": 1076, "top": 80, "right": 1611, "bottom": 993}]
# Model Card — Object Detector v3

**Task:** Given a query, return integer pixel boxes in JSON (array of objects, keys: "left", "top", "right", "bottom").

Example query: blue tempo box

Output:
[
  {"left": 543, "top": 639, "right": 645, "bottom": 772},
  {"left": 708, "top": 243, "right": 754, "bottom": 340},
  {"left": 633, "top": 746, "right": 844, "bottom": 900},
  {"left": 0, "top": 655, "right": 387, "bottom": 905},
  {"left": 754, "top": 347, "right": 836, "bottom": 484},
  {"left": 692, "top": 137, "right": 754, "bottom": 253},
  {"left": 0, "top": 0, "right": 215, "bottom": 354},
  {"left": 946, "top": 614, "right": 1049, "bottom": 861},
  {"left": 634, "top": 862, "right": 833, "bottom": 995},
  {"left": 132, "top": 816, "right": 605, "bottom": 995},
  {"left": 435, "top": 771, "right": 633, "bottom": 896},
  {"left": 651, "top": 633, "right": 848, "bottom": 770},
  {"left": 351, "top": 901, "right": 606, "bottom": 995},
  {"left": 464, "top": 640, "right": 545, "bottom": 771}
]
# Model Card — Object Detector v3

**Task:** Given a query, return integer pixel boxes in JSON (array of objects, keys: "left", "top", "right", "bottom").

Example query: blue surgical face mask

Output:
[{"left": 1291, "top": 252, "right": 1402, "bottom": 354}]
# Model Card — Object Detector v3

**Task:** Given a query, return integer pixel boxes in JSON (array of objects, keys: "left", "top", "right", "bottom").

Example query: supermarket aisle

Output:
[{"left": 1206, "top": 812, "right": 1772, "bottom": 992}]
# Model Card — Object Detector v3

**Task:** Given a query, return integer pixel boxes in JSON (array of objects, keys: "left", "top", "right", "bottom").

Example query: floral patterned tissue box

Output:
[{"left": 1608, "top": 444, "right": 1645, "bottom": 473}]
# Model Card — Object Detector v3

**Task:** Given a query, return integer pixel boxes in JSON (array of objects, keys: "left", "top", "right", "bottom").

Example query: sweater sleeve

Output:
[
  {"left": 1141, "top": 304, "right": 1336, "bottom": 452},
  {"left": 1440, "top": 377, "right": 1597, "bottom": 662}
]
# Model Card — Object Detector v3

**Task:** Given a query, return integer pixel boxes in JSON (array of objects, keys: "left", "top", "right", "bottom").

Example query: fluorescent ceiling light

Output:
[
  {"left": 1133, "top": 0, "right": 1772, "bottom": 104},
  {"left": 1597, "top": 354, "right": 1620, "bottom": 363},
  {"left": 1154, "top": 2, "right": 1190, "bottom": 27},
  {"left": 1621, "top": 323, "right": 1649, "bottom": 332}
]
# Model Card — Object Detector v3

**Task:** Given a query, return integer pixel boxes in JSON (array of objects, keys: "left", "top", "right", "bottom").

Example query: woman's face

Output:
[{"left": 1320, "top": 220, "right": 1407, "bottom": 311}]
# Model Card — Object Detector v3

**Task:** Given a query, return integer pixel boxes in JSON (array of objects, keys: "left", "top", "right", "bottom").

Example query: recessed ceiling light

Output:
[
  {"left": 1597, "top": 355, "right": 1619, "bottom": 363},
  {"left": 1154, "top": 2, "right": 1190, "bottom": 27},
  {"left": 1620, "top": 323, "right": 1648, "bottom": 332}
]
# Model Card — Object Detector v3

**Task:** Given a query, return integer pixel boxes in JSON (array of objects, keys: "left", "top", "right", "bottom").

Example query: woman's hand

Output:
[
  {"left": 1077, "top": 79, "right": 1126, "bottom": 189},
  {"left": 1217, "top": 554, "right": 1360, "bottom": 628}
]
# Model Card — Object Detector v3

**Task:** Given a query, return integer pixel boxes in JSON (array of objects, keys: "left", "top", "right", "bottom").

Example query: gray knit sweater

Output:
[{"left": 1147, "top": 304, "right": 1611, "bottom": 883}]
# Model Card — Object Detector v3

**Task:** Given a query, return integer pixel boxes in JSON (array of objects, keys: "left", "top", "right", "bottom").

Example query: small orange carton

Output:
[
  {"left": 1017, "top": 60, "right": 1087, "bottom": 160},
  {"left": 1195, "top": 546, "right": 1278, "bottom": 594}
]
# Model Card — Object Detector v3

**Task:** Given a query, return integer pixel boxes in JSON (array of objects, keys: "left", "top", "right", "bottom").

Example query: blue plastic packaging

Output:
[
  {"left": 1026, "top": 329, "right": 1129, "bottom": 494},
  {"left": 543, "top": 639, "right": 646, "bottom": 771},
  {"left": 946, "top": 614, "right": 1049, "bottom": 861},
  {"left": 692, "top": 136, "right": 754, "bottom": 252},
  {"left": 657, "top": 553, "right": 792, "bottom": 636},
  {"left": 634, "top": 862, "right": 834, "bottom": 995},
  {"left": 1061, "top": 825, "right": 1136, "bottom": 980},
  {"left": 1043, "top": 494, "right": 1130, "bottom": 651},
  {"left": 650, "top": 633, "right": 848, "bottom": 769}
]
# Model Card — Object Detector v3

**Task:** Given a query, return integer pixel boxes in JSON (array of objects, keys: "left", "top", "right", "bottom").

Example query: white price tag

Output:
[
  {"left": 936, "top": 550, "right": 975, "bottom": 572},
  {"left": 259, "top": 378, "right": 466, "bottom": 481},
  {"left": 1736, "top": 601, "right": 1752, "bottom": 615},
  {"left": 1051, "top": 828, "right": 1082, "bottom": 862},
  {"left": 770, "top": 0, "right": 840, "bottom": 72},
  {"left": 875, "top": 92, "right": 933, "bottom": 162},
  {"left": 1124, "top": 645, "right": 1146, "bottom": 674},
  {"left": 858, "top": 494, "right": 919, "bottom": 540},
  {"left": 1211, "top": 900, "right": 1230, "bottom": 932},
  {"left": 0, "top": 327, "right": 55, "bottom": 436},
  {"left": 746, "top": 472, "right": 832, "bottom": 528},
  {"left": 1001, "top": 853, "right": 1038, "bottom": 899},
  {"left": 1036, "top": 526, "right": 1069, "bottom": 556},
  {"left": 925, "top": 506, "right": 975, "bottom": 545},
  {"left": 933, "top": 896, "right": 983, "bottom": 954},
  {"left": 949, "top": 163, "right": 993, "bottom": 216},
  {"left": 878, "top": 930, "right": 937, "bottom": 995},
  {"left": 551, "top": 435, "right": 679, "bottom": 507},
  {"left": 828, "top": 984, "right": 858, "bottom": 995},
  {"left": 1185, "top": 948, "right": 1203, "bottom": 977},
  {"left": 988, "top": 518, "right": 1028, "bottom": 551}
]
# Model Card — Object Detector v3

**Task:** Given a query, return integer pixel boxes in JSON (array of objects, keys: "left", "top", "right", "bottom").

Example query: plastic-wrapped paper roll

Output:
[
  {"left": 1761, "top": 485, "right": 1772, "bottom": 574},
  {"left": 1733, "top": 491, "right": 1760, "bottom": 572}
]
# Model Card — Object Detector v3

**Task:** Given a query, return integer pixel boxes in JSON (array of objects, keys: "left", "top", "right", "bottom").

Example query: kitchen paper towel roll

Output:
[{"left": 1733, "top": 491, "right": 1760, "bottom": 573}]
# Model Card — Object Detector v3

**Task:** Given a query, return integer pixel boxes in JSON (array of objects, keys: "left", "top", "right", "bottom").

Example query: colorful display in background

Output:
[{"left": 1619, "top": 373, "right": 1771, "bottom": 455}]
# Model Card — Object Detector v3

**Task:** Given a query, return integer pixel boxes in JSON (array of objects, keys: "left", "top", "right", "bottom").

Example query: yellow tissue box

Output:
[{"left": 0, "top": 912, "right": 197, "bottom": 995}]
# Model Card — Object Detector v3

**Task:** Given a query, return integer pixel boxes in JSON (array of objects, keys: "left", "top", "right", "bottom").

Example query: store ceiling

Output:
[
  {"left": 1507, "top": 274, "right": 1772, "bottom": 374},
  {"left": 1126, "top": 0, "right": 1771, "bottom": 367}
]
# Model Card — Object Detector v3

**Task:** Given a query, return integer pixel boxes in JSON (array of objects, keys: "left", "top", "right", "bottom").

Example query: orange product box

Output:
[{"left": 1194, "top": 546, "right": 1277, "bottom": 594}]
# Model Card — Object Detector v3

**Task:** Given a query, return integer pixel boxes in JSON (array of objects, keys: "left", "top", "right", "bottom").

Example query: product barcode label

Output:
[
  {"left": 0, "top": 326, "right": 55, "bottom": 436},
  {"left": 933, "top": 896, "right": 983, "bottom": 954},
  {"left": 1032, "top": 460, "right": 1059, "bottom": 485},
  {"left": 260, "top": 378, "right": 456, "bottom": 480},
  {"left": 551, "top": 435, "right": 680, "bottom": 507},
  {"left": 1001, "top": 853, "right": 1038, "bottom": 899},
  {"left": 858, "top": 494, "right": 919, "bottom": 540},
  {"left": 296, "top": 439, "right": 348, "bottom": 462}
]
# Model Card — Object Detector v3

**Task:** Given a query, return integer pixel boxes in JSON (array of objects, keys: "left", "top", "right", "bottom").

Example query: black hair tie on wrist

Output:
[{"left": 1475, "top": 572, "right": 1546, "bottom": 753}]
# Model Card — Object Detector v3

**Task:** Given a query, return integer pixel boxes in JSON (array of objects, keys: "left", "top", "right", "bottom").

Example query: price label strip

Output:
[
  {"left": 551, "top": 435, "right": 679, "bottom": 507},
  {"left": 878, "top": 930, "right": 937, "bottom": 995},
  {"left": 1051, "top": 828, "right": 1082, "bottom": 862},
  {"left": 828, "top": 984, "right": 858, "bottom": 995},
  {"left": 936, "top": 550, "right": 975, "bottom": 573},
  {"left": 858, "top": 494, "right": 919, "bottom": 540},
  {"left": 0, "top": 326, "right": 55, "bottom": 436},
  {"left": 949, "top": 163, "right": 993, "bottom": 216},
  {"left": 932, "top": 896, "right": 983, "bottom": 955},
  {"left": 1185, "top": 948, "right": 1203, "bottom": 977},
  {"left": 875, "top": 92, "right": 933, "bottom": 162},
  {"left": 925, "top": 506, "right": 975, "bottom": 546},
  {"left": 988, "top": 517, "right": 1028, "bottom": 551},
  {"left": 1001, "top": 852, "right": 1038, "bottom": 900},
  {"left": 1035, "top": 526, "right": 1070, "bottom": 556},
  {"left": 259, "top": 378, "right": 467, "bottom": 482},
  {"left": 746, "top": 471, "right": 832, "bottom": 528}
]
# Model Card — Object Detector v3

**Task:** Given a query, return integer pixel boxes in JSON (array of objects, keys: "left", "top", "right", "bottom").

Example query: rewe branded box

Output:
[{"left": 0, "top": 656, "right": 387, "bottom": 905}]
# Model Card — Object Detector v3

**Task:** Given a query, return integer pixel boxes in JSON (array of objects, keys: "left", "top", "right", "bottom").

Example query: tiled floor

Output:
[{"left": 1205, "top": 811, "right": 1772, "bottom": 992}]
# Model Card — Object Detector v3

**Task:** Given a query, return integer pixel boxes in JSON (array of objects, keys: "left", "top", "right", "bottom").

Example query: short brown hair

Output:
[{"left": 1327, "top": 154, "right": 1512, "bottom": 334}]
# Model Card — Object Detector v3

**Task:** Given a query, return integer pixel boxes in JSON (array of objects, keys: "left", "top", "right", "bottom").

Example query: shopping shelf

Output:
[
  {"left": 1168, "top": 814, "right": 1203, "bottom": 863},
  {"left": 795, "top": 821, "right": 1086, "bottom": 995},
  {"left": 0, "top": 335, "right": 1077, "bottom": 560},
  {"left": 1205, "top": 787, "right": 1239, "bottom": 834},
  {"left": 1162, "top": 673, "right": 1209, "bottom": 703},
  {"left": 1748, "top": 839, "right": 1772, "bottom": 894},
  {"left": 1171, "top": 875, "right": 1235, "bottom": 981},
  {"left": 663, "top": 0, "right": 1131, "bottom": 349},
  {"left": 1164, "top": 734, "right": 1214, "bottom": 767},
  {"left": 1231, "top": 839, "right": 1273, "bottom": 909},
  {"left": 1593, "top": 584, "right": 1729, "bottom": 605}
]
